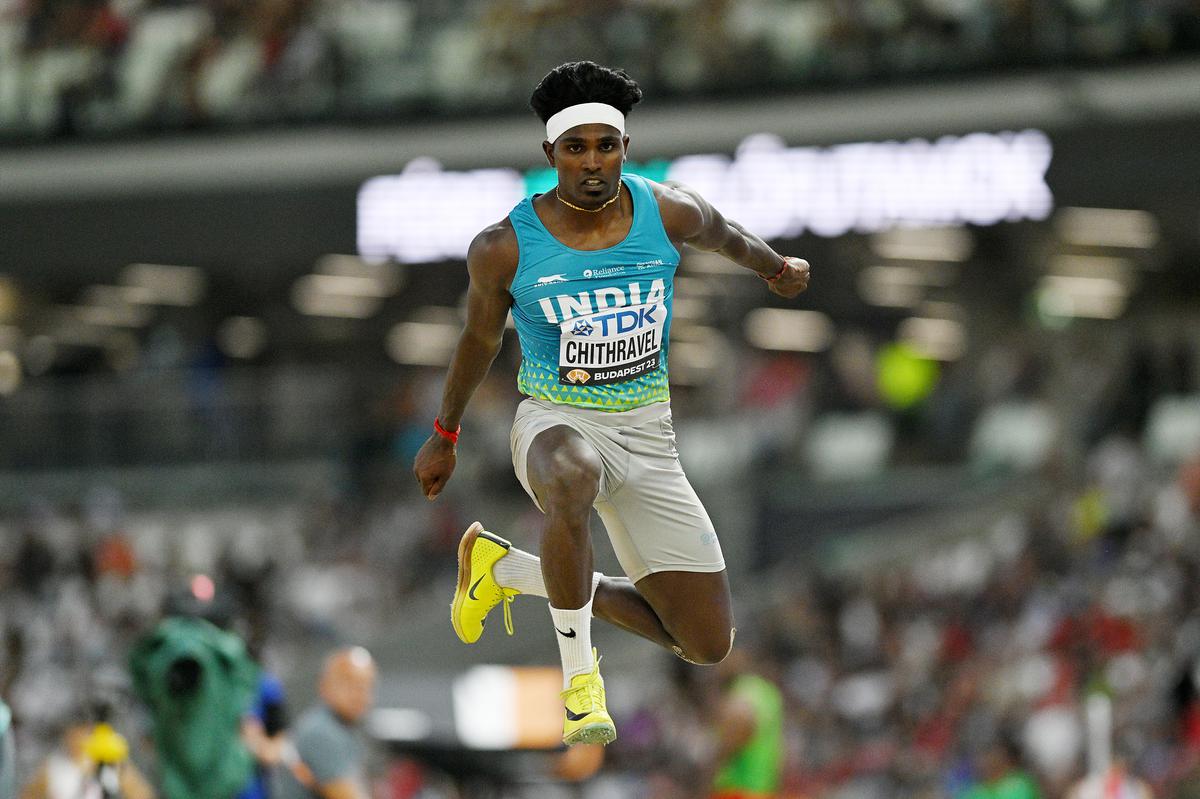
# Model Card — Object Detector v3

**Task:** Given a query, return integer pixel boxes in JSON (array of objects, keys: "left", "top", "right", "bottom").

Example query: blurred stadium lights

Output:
[
  {"left": 452, "top": 666, "right": 563, "bottom": 751},
  {"left": 367, "top": 708, "right": 433, "bottom": 743},
  {"left": 1144, "top": 396, "right": 1200, "bottom": 464},
  {"left": 918, "top": 300, "right": 966, "bottom": 321},
  {"left": 0, "top": 277, "right": 18, "bottom": 322},
  {"left": 857, "top": 265, "right": 926, "bottom": 308},
  {"left": 314, "top": 254, "right": 405, "bottom": 296},
  {"left": 22, "top": 334, "right": 56, "bottom": 375},
  {"left": 358, "top": 159, "right": 526, "bottom": 263},
  {"left": 0, "top": 325, "right": 20, "bottom": 350},
  {"left": 805, "top": 412, "right": 895, "bottom": 481},
  {"left": 1036, "top": 275, "right": 1129, "bottom": 321},
  {"left": 410, "top": 306, "right": 463, "bottom": 326},
  {"left": 386, "top": 319, "right": 458, "bottom": 366},
  {"left": 65, "top": 302, "right": 154, "bottom": 329},
  {"left": 291, "top": 275, "right": 384, "bottom": 318},
  {"left": 105, "top": 332, "right": 140, "bottom": 372},
  {"left": 190, "top": 574, "right": 216, "bottom": 602},
  {"left": 216, "top": 316, "right": 268, "bottom": 360},
  {"left": 452, "top": 666, "right": 519, "bottom": 750},
  {"left": 897, "top": 316, "right": 967, "bottom": 361},
  {"left": 47, "top": 316, "right": 111, "bottom": 346},
  {"left": 297, "top": 273, "right": 393, "bottom": 299},
  {"left": 673, "top": 275, "right": 720, "bottom": 297},
  {"left": 82, "top": 285, "right": 158, "bottom": 324},
  {"left": 870, "top": 226, "right": 975, "bottom": 262},
  {"left": 744, "top": 308, "right": 835, "bottom": 352},
  {"left": 120, "top": 263, "right": 206, "bottom": 306},
  {"left": 670, "top": 296, "right": 710, "bottom": 323},
  {"left": 0, "top": 350, "right": 21, "bottom": 396},
  {"left": 681, "top": 250, "right": 747, "bottom": 276},
  {"left": 1054, "top": 207, "right": 1160, "bottom": 249},
  {"left": 359, "top": 130, "right": 1052, "bottom": 264},
  {"left": 1047, "top": 254, "right": 1137, "bottom": 289},
  {"left": 668, "top": 326, "right": 728, "bottom": 385}
]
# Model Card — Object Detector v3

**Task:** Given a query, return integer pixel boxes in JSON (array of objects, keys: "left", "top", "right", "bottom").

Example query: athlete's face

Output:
[{"left": 543, "top": 123, "right": 629, "bottom": 209}]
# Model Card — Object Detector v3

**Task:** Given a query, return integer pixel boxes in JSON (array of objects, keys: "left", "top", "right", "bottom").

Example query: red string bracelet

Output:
[
  {"left": 761, "top": 260, "right": 788, "bottom": 282},
  {"left": 433, "top": 418, "right": 460, "bottom": 445}
]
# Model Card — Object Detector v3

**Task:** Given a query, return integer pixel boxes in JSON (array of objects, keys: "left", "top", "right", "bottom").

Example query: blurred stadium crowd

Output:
[
  {"left": 0, "top": 322, "right": 1198, "bottom": 796},
  {"left": 3, "top": 0, "right": 1200, "bottom": 796},
  {"left": 611, "top": 444, "right": 1200, "bottom": 799},
  {"left": 2, "top": 0, "right": 1199, "bottom": 138}
]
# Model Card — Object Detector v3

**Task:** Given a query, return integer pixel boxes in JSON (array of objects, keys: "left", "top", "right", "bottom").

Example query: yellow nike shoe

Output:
[
  {"left": 561, "top": 650, "right": 616, "bottom": 746},
  {"left": 451, "top": 521, "right": 519, "bottom": 644}
]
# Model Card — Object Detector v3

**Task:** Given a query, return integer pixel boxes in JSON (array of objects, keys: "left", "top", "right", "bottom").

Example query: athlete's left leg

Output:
[{"left": 626, "top": 569, "right": 735, "bottom": 665}]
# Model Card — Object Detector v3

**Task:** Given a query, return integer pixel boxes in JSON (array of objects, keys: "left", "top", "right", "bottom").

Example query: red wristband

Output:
[
  {"left": 761, "top": 260, "right": 788, "bottom": 282},
  {"left": 433, "top": 418, "right": 460, "bottom": 445}
]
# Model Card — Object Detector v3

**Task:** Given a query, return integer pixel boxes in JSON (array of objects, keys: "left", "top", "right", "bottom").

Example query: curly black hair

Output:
[{"left": 529, "top": 61, "right": 643, "bottom": 124}]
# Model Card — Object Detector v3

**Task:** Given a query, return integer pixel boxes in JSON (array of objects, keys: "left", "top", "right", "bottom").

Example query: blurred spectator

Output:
[
  {"left": 708, "top": 647, "right": 785, "bottom": 799},
  {"left": 238, "top": 670, "right": 288, "bottom": 799},
  {"left": 2, "top": 0, "right": 1200, "bottom": 139},
  {"left": 19, "top": 710, "right": 154, "bottom": 799},
  {"left": 274, "top": 646, "right": 375, "bottom": 799},
  {"left": 962, "top": 734, "right": 1042, "bottom": 799},
  {"left": 129, "top": 617, "right": 259, "bottom": 799},
  {"left": 1066, "top": 761, "right": 1153, "bottom": 799}
]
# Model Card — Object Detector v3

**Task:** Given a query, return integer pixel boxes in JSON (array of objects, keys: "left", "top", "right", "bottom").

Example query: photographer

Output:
[{"left": 19, "top": 707, "right": 154, "bottom": 799}]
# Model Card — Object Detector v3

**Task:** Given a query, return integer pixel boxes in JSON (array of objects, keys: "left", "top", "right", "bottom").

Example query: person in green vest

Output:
[
  {"left": 129, "top": 616, "right": 259, "bottom": 799},
  {"left": 708, "top": 647, "right": 785, "bottom": 799},
  {"left": 962, "top": 734, "right": 1043, "bottom": 799}
]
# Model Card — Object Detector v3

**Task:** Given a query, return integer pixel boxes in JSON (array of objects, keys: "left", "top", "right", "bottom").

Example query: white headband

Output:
[{"left": 545, "top": 102, "right": 625, "bottom": 143}]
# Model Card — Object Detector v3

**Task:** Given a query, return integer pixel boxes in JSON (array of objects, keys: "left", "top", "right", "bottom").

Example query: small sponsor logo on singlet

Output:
[
  {"left": 536, "top": 274, "right": 568, "bottom": 285},
  {"left": 565, "top": 369, "right": 592, "bottom": 384}
]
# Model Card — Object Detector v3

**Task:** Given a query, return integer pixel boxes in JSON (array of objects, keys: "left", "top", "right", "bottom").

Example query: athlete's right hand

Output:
[
  {"left": 769, "top": 256, "right": 811, "bottom": 299},
  {"left": 414, "top": 435, "right": 457, "bottom": 500}
]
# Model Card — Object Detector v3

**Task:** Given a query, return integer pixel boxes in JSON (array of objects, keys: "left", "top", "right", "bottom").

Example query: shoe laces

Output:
[
  {"left": 564, "top": 657, "right": 605, "bottom": 711},
  {"left": 490, "top": 584, "right": 517, "bottom": 636}
]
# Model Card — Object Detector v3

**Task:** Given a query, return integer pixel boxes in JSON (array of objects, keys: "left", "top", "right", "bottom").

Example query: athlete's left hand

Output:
[{"left": 768, "top": 257, "right": 810, "bottom": 298}]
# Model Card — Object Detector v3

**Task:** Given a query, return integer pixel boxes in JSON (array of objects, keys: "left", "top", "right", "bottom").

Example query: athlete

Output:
[{"left": 412, "top": 60, "right": 810, "bottom": 747}]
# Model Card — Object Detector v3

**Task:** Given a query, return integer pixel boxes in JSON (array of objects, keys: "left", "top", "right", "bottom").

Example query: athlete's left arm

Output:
[{"left": 657, "top": 181, "right": 810, "bottom": 299}]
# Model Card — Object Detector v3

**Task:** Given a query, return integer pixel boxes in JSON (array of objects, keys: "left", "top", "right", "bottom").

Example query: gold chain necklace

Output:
[{"left": 555, "top": 180, "right": 621, "bottom": 213}]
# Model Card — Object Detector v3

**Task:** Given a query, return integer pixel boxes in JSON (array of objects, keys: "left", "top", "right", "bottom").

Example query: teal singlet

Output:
[{"left": 508, "top": 173, "right": 679, "bottom": 411}]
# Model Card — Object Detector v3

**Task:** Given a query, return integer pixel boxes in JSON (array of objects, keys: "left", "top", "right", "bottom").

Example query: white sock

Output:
[
  {"left": 494, "top": 548, "right": 604, "bottom": 602},
  {"left": 492, "top": 546, "right": 548, "bottom": 597},
  {"left": 549, "top": 600, "right": 595, "bottom": 688}
]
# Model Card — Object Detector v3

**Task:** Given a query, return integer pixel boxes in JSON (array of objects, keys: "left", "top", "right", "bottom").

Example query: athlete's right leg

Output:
[
  {"left": 524, "top": 425, "right": 602, "bottom": 609},
  {"left": 524, "top": 424, "right": 617, "bottom": 745},
  {"left": 524, "top": 427, "right": 680, "bottom": 649}
]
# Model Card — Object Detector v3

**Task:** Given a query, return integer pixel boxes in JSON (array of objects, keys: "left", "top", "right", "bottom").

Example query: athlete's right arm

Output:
[{"left": 413, "top": 222, "right": 519, "bottom": 500}]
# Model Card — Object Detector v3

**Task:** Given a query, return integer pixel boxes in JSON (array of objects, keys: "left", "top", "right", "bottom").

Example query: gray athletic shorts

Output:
[{"left": 510, "top": 397, "right": 725, "bottom": 582}]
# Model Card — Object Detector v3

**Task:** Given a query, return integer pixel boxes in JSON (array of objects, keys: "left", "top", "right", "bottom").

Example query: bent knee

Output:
[{"left": 675, "top": 627, "right": 736, "bottom": 665}]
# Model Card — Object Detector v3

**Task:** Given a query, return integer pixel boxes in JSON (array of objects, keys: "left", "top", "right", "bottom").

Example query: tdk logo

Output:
[
  {"left": 588, "top": 305, "right": 658, "bottom": 336},
  {"left": 536, "top": 274, "right": 568, "bottom": 285},
  {"left": 571, "top": 320, "right": 595, "bottom": 336}
]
